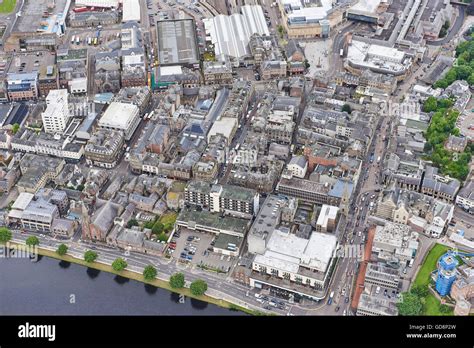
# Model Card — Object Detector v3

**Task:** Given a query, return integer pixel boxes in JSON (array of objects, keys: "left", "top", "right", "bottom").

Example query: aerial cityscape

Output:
[{"left": 1, "top": 0, "right": 474, "bottom": 319}]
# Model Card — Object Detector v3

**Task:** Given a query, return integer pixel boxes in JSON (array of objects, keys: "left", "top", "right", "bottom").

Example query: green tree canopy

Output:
[
  {"left": 190, "top": 279, "right": 208, "bottom": 296},
  {"left": 84, "top": 250, "right": 98, "bottom": 263},
  {"left": 342, "top": 104, "right": 352, "bottom": 114},
  {"left": 169, "top": 272, "right": 185, "bottom": 289},
  {"left": 143, "top": 265, "right": 157, "bottom": 281},
  {"left": 112, "top": 257, "right": 128, "bottom": 272},
  {"left": 56, "top": 244, "right": 68, "bottom": 256},
  {"left": 0, "top": 227, "right": 12, "bottom": 243},
  {"left": 25, "top": 236, "right": 39, "bottom": 246},
  {"left": 12, "top": 123, "right": 20, "bottom": 134},
  {"left": 127, "top": 218, "right": 139, "bottom": 228},
  {"left": 397, "top": 292, "right": 424, "bottom": 316},
  {"left": 152, "top": 222, "right": 164, "bottom": 235},
  {"left": 410, "top": 285, "right": 429, "bottom": 298},
  {"left": 423, "top": 96, "right": 438, "bottom": 112}
]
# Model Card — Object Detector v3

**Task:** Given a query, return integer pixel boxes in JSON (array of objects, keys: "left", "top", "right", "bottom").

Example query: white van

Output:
[{"left": 375, "top": 286, "right": 381, "bottom": 294}]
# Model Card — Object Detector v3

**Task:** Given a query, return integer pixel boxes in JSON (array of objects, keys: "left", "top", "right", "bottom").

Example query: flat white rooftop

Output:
[
  {"left": 99, "top": 102, "right": 139, "bottom": 130},
  {"left": 122, "top": 0, "right": 141, "bottom": 22},
  {"left": 255, "top": 229, "right": 337, "bottom": 274},
  {"left": 316, "top": 204, "right": 339, "bottom": 228},
  {"left": 348, "top": 0, "right": 382, "bottom": 14},
  {"left": 281, "top": 0, "right": 333, "bottom": 21},
  {"left": 11, "top": 192, "right": 34, "bottom": 211}
]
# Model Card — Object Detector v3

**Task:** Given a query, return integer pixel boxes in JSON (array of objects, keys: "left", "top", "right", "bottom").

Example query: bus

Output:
[
  {"left": 76, "top": 36, "right": 80, "bottom": 45},
  {"left": 340, "top": 49, "right": 344, "bottom": 57},
  {"left": 71, "top": 35, "right": 75, "bottom": 44},
  {"left": 327, "top": 291, "right": 334, "bottom": 305}
]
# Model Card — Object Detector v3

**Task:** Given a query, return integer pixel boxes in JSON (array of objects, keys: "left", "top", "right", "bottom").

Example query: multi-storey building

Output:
[
  {"left": 42, "top": 89, "right": 70, "bottom": 134},
  {"left": 97, "top": 102, "right": 140, "bottom": 141},
  {"left": 184, "top": 180, "right": 259, "bottom": 219},
  {"left": 85, "top": 130, "right": 124, "bottom": 168}
]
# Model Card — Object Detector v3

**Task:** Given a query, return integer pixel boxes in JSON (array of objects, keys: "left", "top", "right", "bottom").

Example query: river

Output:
[{"left": 0, "top": 254, "right": 243, "bottom": 315}]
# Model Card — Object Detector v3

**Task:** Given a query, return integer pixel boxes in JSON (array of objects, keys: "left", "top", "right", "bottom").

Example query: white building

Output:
[
  {"left": 287, "top": 155, "right": 307, "bottom": 178},
  {"left": 41, "top": 89, "right": 70, "bottom": 134},
  {"left": 316, "top": 205, "right": 339, "bottom": 233},
  {"left": 372, "top": 222, "right": 419, "bottom": 264},
  {"left": 122, "top": 0, "right": 141, "bottom": 23},
  {"left": 98, "top": 102, "right": 140, "bottom": 141},
  {"left": 207, "top": 117, "right": 237, "bottom": 145},
  {"left": 250, "top": 229, "right": 338, "bottom": 296},
  {"left": 346, "top": 40, "right": 413, "bottom": 78}
]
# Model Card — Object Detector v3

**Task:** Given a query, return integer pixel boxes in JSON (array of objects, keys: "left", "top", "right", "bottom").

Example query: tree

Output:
[
  {"left": 397, "top": 292, "right": 423, "bottom": 316},
  {"left": 152, "top": 222, "right": 164, "bottom": 235},
  {"left": 25, "top": 236, "right": 39, "bottom": 247},
  {"left": 127, "top": 218, "right": 139, "bottom": 228},
  {"left": 84, "top": 250, "right": 98, "bottom": 263},
  {"left": 144, "top": 220, "right": 155, "bottom": 229},
  {"left": 169, "top": 272, "right": 185, "bottom": 289},
  {"left": 410, "top": 285, "right": 429, "bottom": 298},
  {"left": 439, "top": 304, "right": 451, "bottom": 314},
  {"left": 342, "top": 104, "right": 352, "bottom": 114},
  {"left": 56, "top": 244, "right": 68, "bottom": 256},
  {"left": 112, "top": 257, "right": 128, "bottom": 272},
  {"left": 423, "top": 96, "right": 438, "bottom": 112},
  {"left": 143, "top": 265, "right": 157, "bottom": 281},
  {"left": 277, "top": 25, "right": 285, "bottom": 38},
  {"left": 190, "top": 279, "right": 208, "bottom": 296},
  {"left": 0, "top": 227, "right": 12, "bottom": 243},
  {"left": 12, "top": 123, "right": 20, "bottom": 135},
  {"left": 157, "top": 232, "right": 168, "bottom": 242}
]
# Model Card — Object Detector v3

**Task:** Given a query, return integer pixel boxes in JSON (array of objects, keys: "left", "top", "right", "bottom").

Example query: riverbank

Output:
[{"left": 5, "top": 241, "right": 261, "bottom": 316}]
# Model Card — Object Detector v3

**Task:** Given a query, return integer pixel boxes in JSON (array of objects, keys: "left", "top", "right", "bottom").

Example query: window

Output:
[
  {"left": 283, "top": 272, "right": 291, "bottom": 280},
  {"left": 295, "top": 276, "right": 303, "bottom": 284}
]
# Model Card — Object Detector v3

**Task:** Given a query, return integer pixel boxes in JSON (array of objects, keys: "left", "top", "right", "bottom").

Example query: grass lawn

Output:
[
  {"left": 0, "top": 0, "right": 16, "bottom": 13},
  {"left": 413, "top": 244, "right": 450, "bottom": 288},
  {"left": 412, "top": 244, "right": 454, "bottom": 315},
  {"left": 424, "top": 293, "right": 453, "bottom": 316},
  {"left": 159, "top": 212, "right": 177, "bottom": 226}
]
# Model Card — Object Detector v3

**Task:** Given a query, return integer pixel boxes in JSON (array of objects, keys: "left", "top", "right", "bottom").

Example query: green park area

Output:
[
  {"left": 0, "top": 0, "right": 16, "bottom": 13},
  {"left": 398, "top": 244, "right": 454, "bottom": 316},
  {"left": 423, "top": 97, "right": 473, "bottom": 181},
  {"left": 434, "top": 31, "right": 474, "bottom": 88}
]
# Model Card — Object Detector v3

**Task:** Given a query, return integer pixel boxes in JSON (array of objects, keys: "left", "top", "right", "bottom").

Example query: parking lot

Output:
[{"left": 169, "top": 228, "right": 236, "bottom": 273}]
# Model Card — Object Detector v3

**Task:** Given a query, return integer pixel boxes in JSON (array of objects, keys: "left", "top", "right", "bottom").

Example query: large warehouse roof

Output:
[
  {"left": 122, "top": 0, "right": 141, "bottom": 22},
  {"left": 156, "top": 19, "right": 199, "bottom": 66},
  {"left": 204, "top": 5, "right": 269, "bottom": 59}
]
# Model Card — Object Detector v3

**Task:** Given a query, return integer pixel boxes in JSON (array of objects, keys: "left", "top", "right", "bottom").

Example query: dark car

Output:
[
  {"left": 345, "top": 297, "right": 349, "bottom": 303},
  {"left": 335, "top": 306, "right": 340, "bottom": 312}
]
